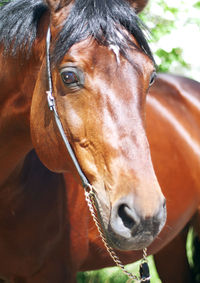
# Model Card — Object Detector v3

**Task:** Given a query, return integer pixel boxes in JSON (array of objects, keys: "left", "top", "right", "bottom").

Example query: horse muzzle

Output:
[{"left": 106, "top": 194, "right": 166, "bottom": 251}]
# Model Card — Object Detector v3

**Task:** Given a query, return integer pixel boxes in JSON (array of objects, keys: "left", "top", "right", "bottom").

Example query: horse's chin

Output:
[{"left": 104, "top": 229, "right": 155, "bottom": 251}]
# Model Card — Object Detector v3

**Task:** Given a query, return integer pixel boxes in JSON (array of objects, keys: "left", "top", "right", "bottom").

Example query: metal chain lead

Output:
[{"left": 84, "top": 185, "right": 151, "bottom": 283}]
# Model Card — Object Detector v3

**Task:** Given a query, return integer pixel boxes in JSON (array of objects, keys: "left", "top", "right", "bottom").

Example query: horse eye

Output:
[
  {"left": 149, "top": 71, "right": 157, "bottom": 86},
  {"left": 61, "top": 71, "right": 79, "bottom": 85},
  {"left": 60, "top": 67, "right": 84, "bottom": 90}
]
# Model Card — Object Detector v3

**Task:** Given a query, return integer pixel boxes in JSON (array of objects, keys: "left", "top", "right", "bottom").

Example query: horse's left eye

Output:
[
  {"left": 149, "top": 71, "right": 157, "bottom": 86},
  {"left": 61, "top": 71, "right": 79, "bottom": 85}
]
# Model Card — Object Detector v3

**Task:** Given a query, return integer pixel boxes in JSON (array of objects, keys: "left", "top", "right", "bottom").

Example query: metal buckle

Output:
[{"left": 46, "top": 90, "right": 54, "bottom": 111}]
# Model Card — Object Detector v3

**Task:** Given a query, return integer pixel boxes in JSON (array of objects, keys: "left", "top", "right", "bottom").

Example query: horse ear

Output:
[
  {"left": 45, "top": 0, "right": 70, "bottom": 11},
  {"left": 45, "top": 0, "right": 60, "bottom": 11},
  {"left": 128, "top": 0, "right": 148, "bottom": 13}
]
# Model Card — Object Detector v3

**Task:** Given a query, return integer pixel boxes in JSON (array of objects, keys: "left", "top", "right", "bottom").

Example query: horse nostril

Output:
[{"left": 118, "top": 204, "right": 136, "bottom": 229}]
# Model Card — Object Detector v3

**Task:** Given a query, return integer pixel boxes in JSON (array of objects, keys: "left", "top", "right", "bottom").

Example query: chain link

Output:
[{"left": 84, "top": 185, "right": 151, "bottom": 282}]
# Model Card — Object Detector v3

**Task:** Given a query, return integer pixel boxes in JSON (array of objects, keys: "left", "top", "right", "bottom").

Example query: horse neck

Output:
[
  {"left": 0, "top": 28, "right": 47, "bottom": 188},
  {"left": 148, "top": 74, "right": 200, "bottom": 161}
]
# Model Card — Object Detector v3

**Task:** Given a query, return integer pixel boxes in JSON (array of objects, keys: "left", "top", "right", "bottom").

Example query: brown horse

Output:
[
  {"left": 7, "top": 73, "right": 199, "bottom": 283},
  {"left": 0, "top": 0, "right": 199, "bottom": 282}
]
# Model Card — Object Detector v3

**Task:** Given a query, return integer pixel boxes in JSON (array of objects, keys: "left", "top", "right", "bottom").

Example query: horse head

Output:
[{"left": 31, "top": 0, "right": 166, "bottom": 251}]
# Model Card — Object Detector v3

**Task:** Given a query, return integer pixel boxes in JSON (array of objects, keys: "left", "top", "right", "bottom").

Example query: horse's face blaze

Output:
[{"left": 32, "top": 36, "right": 166, "bottom": 251}]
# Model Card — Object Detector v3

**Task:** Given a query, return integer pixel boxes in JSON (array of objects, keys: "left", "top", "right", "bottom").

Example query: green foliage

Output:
[
  {"left": 194, "top": 1, "right": 200, "bottom": 9},
  {"left": 139, "top": 0, "right": 179, "bottom": 41},
  {"left": 187, "top": 228, "right": 200, "bottom": 283},
  {"left": 155, "top": 47, "right": 189, "bottom": 72},
  {"left": 139, "top": 0, "right": 199, "bottom": 79}
]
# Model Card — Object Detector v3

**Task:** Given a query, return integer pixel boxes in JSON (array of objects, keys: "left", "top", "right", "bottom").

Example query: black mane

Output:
[
  {"left": 0, "top": 0, "right": 48, "bottom": 54},
  {"left": 0, "top": 0, "right": 154, "bottom": 63}
]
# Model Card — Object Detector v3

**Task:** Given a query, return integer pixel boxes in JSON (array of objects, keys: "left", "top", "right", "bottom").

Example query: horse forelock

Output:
[{"left": 53, "top": 0, "right": 154, "bottom": 64}]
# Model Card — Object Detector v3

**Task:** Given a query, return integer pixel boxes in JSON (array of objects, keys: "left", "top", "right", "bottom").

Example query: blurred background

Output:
[
  {"left": 77, "top": 0, "right": 200, "bottom": 282},
  {"left": 140, "top": 0, "right": 200, "bottom": 81}
]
